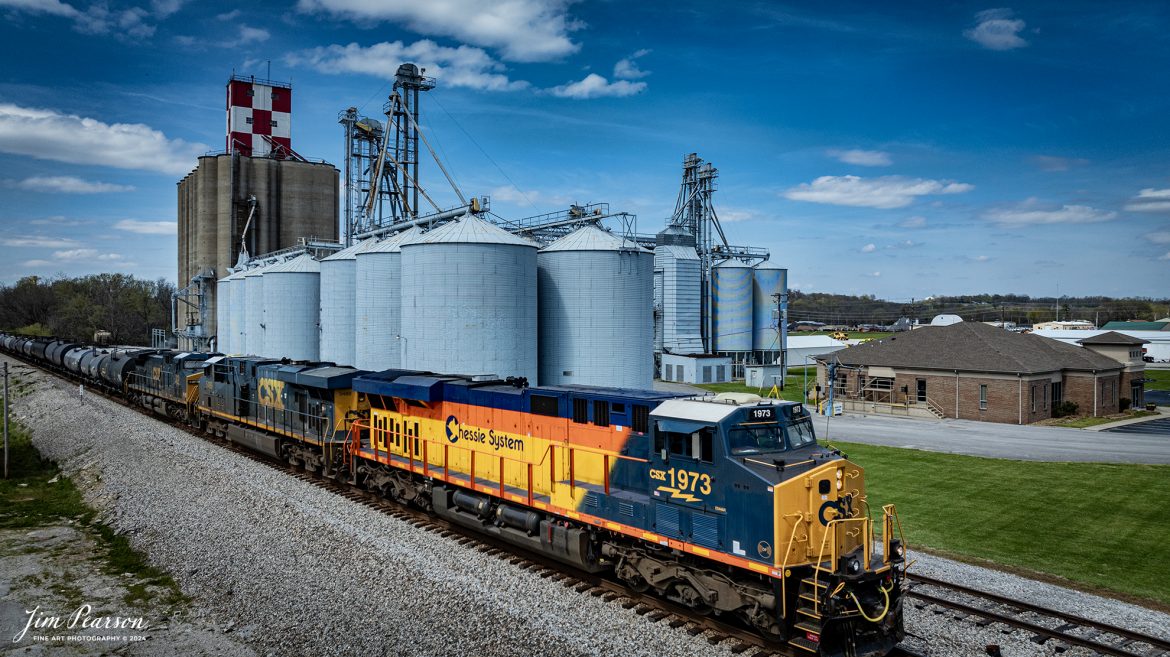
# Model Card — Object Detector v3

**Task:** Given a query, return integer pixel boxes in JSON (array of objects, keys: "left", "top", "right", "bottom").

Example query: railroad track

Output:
[
  {"left": 906, "top": 573, "right": 1170, "bottom": 657},
  {"left": 3, "top": 353, "right": 931, "bottom": 657}
]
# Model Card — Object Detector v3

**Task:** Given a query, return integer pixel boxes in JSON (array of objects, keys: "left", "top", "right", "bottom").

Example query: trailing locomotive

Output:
[{"left": 0, "top": 334, "right": 907, "bottom": 656}]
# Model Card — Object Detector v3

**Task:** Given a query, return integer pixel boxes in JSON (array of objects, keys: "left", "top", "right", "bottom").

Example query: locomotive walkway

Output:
[{"left": 816, "top": 411, "right": 1170, "bottom": 464}]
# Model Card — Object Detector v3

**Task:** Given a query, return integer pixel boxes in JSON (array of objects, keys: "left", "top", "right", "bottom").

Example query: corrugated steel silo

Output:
[
  {"left": 354, "top": 228, "right": 419, "bottom": 372},
  {"left": 752, "top": 260, "right": 788, "bottom": 352},
  {"left": 263, "top": 254, "right": 321, "bottom": 361},
  {"left": 226, "top": 268, "right": 248, "bottom": 355},
  {"left": 319, "top": 241, "right": 367, "bottom": 366},
  {"left": 712, "top": 260, "right": 754, "bottom": 352},
  {"left": 216, "top": 274, "right": 232, "bottom": 354},
  {"left": 400, "top": 215, "right": 538, "bottom": 382},
  {"left": 243, "top": 261, "right": 276, "bottom": 356},
  {"left": 654, "top": 227, "right": 703, "bottom": 355},
  {"left": 538, "top": 226, "right": 653, "bottom": 389}
]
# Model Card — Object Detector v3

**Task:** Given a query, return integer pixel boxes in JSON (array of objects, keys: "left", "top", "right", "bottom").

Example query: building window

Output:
[
  {"left": 270, "top": 120, "right": 278, "bottom": 127},
  {"left": 1052, "top": 381, "right": 1063, "bottom": 405},
  {"left": 272, "top": 92, "right": 279, "bottom": 100},
  {"left": 247, "top": 89, "right": 254, "bottom": 97},
  {"left": 979, "top": 384, "right": 987, "bottom": 410},
  {"left": 1031, "top": 385, "right": 1036, "bottom": 412},
  {"left": 1043, "top": 383, "right": 1049, "bottom": 410},
  {"left": 245, "top": 117, "right": 253, "bottom": 125},
  {"left": 702, "top": 366, "right": 712, "bottom": 383},
  {"left": 716, "top": 365, "right": 725, "bottom": 381},
  {"left": 664, "top": 364, "right": 673, "bottom": 381}
]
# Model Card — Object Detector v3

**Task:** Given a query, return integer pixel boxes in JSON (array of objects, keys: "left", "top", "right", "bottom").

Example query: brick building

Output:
[{"left": 814, "top": 322, "right": 1146, "bottom": 424}]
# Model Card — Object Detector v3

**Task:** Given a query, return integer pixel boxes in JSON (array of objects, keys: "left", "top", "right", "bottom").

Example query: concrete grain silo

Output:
[
  {"left": 400, "top": 215, "right": 537, "bottom": 382},
  {"left": 263, "top": 254, "right": 321, "bottom": 361},
  {"left": 318, "top": 240, "right": 367, "bottom": 366},
  {"left": 538, "top": 226, "right": 653, "bottom": 389},
  {"left": 752, "top": 260, "right": 788, "bottom": 355},
  {"left": 712, "top": 260, "right": 754, "bottom": 353},
  {"left": 354, "top": 227, "right": 419, "bottom": 372}
]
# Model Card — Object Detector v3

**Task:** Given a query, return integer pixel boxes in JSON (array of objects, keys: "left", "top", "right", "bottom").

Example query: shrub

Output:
[
  {"left": 1053, "top": 401, "right": 1079, "bottom": 418},
  {"left": 1119, "top": 397, "right": 1131, "bottom": 412}
]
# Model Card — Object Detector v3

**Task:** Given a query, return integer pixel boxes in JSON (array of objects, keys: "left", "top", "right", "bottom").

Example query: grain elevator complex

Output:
[{"left": 178, "top": 63, "right": 788, "bottom": 388}]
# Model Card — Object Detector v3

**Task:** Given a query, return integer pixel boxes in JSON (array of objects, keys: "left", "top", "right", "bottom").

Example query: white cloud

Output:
[
  {"left": 0, "top": 103, "right": 207, "bottom": 176},
  {"left": 11, "top": 175, "right": 133, "bottom": 193},
  {"left": 30, "top": 216, "right": 87, "bottom": 226},
  {"left": 0, "top": 0, "right": 78, "bottom": 17},
  {"left": 215, "top": 9, "right": 240, "bottom": 20},
  {"left": 613, "top": 49, "right": 651, "bottom": 80},
  {"left": 970, "top": 255, "right": 992, "bottom": 262},
  {"left": 866, "top": 271, "right": 881, "bottom": 278},
  {"left": 549, "top": 73, "right": 646, "bottom": 99},
  {"left": 1159, "top": 251, "right": 1170, "bottom": 261},
  {"left": 288, "top": 40, "right": 528, "bottom": 91},
  {"left": 828, "top": 149, "right": 892, "bottom": 167},
  {"left": 236, "top": 25, "right": 269, "bottom": 44},
  {"left": 53, "top": 248, "right": 124, "bottom": 262},
  {"left": 1145, "top": 230, "right": 1170, "bottom": 244},
  {"left": 1031, "top": 155, "right": 1088, "bottom": 171},
  {"left": 150, "top": 0, "right": 186, "bottom": 17},
  {"left": 888, "top": 239, "right": 921, "bottom": 249},
  {"left": 296, "top": 0, "right": 581, "bottom": 62},
  {"left": 964, "top": 8, "right": 1028, "bottom": 51},
  {"left": 75, "top": 4, "right": 155, "bottom": 39},
  {"left": 860, "top": 243, "right": 876, "bottom": 253},
  {"left": 1, "top": 236, "right": 80, "bottom": 248},
  {"left": 717, "top": 208, "right": 754, "bottom": 223},
  {"left": 784, "top": 175, "right": 974, "bottom": 209},
  {"left": 22, "top": 259, "right": 54, "bottom": 267},
  {"left": 488, "top": 185, "right": 571, "bottom": 207},
  {"left": 899, "top": 216, "right": 927, "bottom": 228},
  {"left": 983, "top": 200, "right": 1117, "bottom": 225},
  {"left": 1125, "top": 188, "right": 1170, "bottom": 213},
  {"left": 115, "top": 219, "right": 176, "bottom": 235}
]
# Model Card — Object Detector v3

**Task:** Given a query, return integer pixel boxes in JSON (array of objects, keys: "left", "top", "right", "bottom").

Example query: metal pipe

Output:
[
  {"left": 3, "top": 361, "right": 8, "bottom": 479},
  {"left": 352, "top": 203, "right": 475, "bottom": 240}
]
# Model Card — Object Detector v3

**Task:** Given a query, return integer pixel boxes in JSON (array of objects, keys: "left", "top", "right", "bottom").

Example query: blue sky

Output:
[{"left": 1, "top": 0, "right": 1168, "bottom": 299}]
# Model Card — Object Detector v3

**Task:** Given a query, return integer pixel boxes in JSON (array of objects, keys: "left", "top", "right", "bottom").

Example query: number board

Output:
[{"left": 747, "top": 406, "right": 776, "bottom": 422}]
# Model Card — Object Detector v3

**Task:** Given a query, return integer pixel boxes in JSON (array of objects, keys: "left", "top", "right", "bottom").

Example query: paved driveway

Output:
[
  {"left": 1104, "top": 416, "right": 1170, "bottom": 436},
  {"left": 813, "top": 412, "right": 1170, "bottom": 464}
]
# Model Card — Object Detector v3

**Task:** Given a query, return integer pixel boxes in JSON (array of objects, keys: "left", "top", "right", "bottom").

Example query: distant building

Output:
[
  {"left": 1101, "top": 320, "right": 1169, "bottom": 331},
  {"left": 929, "top": 314, "right": 963, "bottom": 326},
  {"left": 1033, "top": 329, "right": 1170, "bottom": 362},
  {"left": 1074, "top": 332, "right": 1150, "bottom": 406},
  {"left": 1033, "top": 320, "right": 1095, "bottom": 330},
  {"left": 787, "top": 335, "right": 848, "bottom": 368},
  {"left": 814, "top": 322, "right": 1145, "bottom": 424},
  {"left": 660, "top": 352, "right": 732, "bottom": 384}
]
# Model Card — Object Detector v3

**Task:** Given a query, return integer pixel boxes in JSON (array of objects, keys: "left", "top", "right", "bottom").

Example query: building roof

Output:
[
  {"left": 539, "top": 225, "right": 647, "bottom": 253},
  {"left": 320, "top": 240, "right": 369, "bottom": 261},
  {"left": 406, "top": 213, "right": 537, "bottom": 248},
  {"left": 361, "top": 226, "right": 421, "bottom": 254},
  {"left": 1100, "top": 321, "right": 1169, "bottom": 331},
  {"left": 754, "top": 260, "right": 785, "bottom": 271},
  {"left": 1076, "top": 331, "right": 1149, "bottom": 346},
  {"left": 823, "top": 321, "right": 1122, "bottom": 374},
  {"left": 264, "top": 253, "right": 320, "bottom": 273}
]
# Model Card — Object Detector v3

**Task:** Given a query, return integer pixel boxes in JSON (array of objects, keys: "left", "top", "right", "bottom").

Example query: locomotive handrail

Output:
[
  {"left": 779, "top": 512, "right": 806, "bottom": 619},
  {"left": 812, "top": 515, "right": 872, "bottom": 615}
]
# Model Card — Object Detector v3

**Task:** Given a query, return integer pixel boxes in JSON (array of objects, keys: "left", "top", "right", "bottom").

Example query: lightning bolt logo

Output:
[{"left": 656, "top": 486, "right": 701, "bottom": 503}]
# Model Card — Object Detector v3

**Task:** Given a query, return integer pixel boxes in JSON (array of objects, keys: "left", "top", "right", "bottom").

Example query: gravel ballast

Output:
[{"left": 6, "top": 355, "right": 1170, "bottom": 657}]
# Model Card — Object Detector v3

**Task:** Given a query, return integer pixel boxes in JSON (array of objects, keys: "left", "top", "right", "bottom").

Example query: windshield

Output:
[
  {"left": 786, "top": 418, "right": 817, "bottom": 448},
  {"left": 728, "top": 418, "right": 817, "bottom": 455},
  {"left": 728, "top": 425, "right": 786, "bottom": 455}
]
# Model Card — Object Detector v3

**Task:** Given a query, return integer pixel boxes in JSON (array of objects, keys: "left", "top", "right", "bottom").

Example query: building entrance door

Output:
[{"left": 916, "top": 379, "right": 927, "bottom": 402}]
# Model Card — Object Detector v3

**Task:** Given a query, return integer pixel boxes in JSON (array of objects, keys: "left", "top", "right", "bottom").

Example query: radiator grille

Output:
[{"left": 692, "top": 512, "right": 720, "bottom": 548}]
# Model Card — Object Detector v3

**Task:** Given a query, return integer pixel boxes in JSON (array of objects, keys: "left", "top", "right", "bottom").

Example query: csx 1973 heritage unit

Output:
[{"left": 1, "top": 334, "right": 908, "bottom": 657}]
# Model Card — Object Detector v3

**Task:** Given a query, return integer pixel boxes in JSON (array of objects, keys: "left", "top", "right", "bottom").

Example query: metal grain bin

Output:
[
  {"left": 242, "top": 261, "right": 277, "bottom": 356},
  {"left": 318, "top": 240, "right": 367, "bottom": 367},
  {"left": 226, "top": 268, "right": 249, "bottom": 355},
  {"left": 354, "top": 227, "right": 419, "bottom": 372},
  {"left": 263, "top": 254, "right": 321, "bottom": 361},
  {"left": 400, "top": 215, "right": 538, "bottom": 382},
  {"left": 752, "top": 260, "right": 788, "bottom": 352},
  {"left": 538, "top": 226, "right": 653, "bottom": 389},
  {"left": 654, "top": 227, "right": 703, "bottom": 355},
  {"left": 712, "top": 260, "right": 754, "bottom": 353},
  {"left": 216, "top": 273, "right": 233, "bottom": 354}
]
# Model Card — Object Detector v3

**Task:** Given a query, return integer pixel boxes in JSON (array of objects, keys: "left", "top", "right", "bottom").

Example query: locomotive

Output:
[{"left": 1, "top": 334, "right": 907, "bottom": 656}]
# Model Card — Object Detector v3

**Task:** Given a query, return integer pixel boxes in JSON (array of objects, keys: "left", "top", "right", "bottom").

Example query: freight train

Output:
[{"left": 1, "top": 334, "right": 908, "bottom": 656}]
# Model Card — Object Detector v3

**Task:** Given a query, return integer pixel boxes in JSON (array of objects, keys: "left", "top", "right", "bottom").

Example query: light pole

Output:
[{"left": 395, "top": 335, "right": 408, "bottom": 365}]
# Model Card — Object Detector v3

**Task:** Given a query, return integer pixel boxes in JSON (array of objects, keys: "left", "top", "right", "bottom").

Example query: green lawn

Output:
[
  {"left": 837, "top": 441, "right": 1170, "bottom": 606},
  {"left": 1146, "top": 369, "right": 1170, "bottom": 391},
  {"left": 697, "top": 372, "right": 816, "bottom": 404}
]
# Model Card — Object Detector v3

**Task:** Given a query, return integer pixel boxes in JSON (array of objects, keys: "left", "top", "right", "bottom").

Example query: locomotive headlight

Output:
[
  {"left": 889, "top": 539, "right": 905, "bottom": 562},
  {"left": 849, "top": 558, "right": 861, "bottom": 574}
]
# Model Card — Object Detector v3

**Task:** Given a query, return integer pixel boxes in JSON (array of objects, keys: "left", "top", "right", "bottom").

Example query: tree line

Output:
[
  {"left": 0, "top": 274, "right": 175, "bottom": 346},
  {"left": 787, "top": 291, "right": 1170, "bottom": 328}
]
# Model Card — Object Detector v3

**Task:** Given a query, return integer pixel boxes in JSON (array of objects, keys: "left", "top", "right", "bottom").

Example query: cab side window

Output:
[{"left": 659, "top": 428, "right": 714, "bottom": 463}]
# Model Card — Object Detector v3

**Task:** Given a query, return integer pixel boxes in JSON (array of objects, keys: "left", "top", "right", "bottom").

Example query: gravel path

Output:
[{"left": 5, "top": 354, "right": 1170, "bottom": 657}]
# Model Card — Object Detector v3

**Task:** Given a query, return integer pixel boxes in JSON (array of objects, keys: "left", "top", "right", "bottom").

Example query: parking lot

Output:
[{"left": 1105, "top": 416, "right": 1170, "bottom": 436}]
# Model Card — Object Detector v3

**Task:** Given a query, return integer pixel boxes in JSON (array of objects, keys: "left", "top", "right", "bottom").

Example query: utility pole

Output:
[{"left": 3, "top": 361, "right": 9, "bottom": 479}]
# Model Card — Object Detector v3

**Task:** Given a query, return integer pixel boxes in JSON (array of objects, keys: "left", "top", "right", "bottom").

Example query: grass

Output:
[
  {"left": 837, "top": 441, "right": 1170, "bottom": 607},
  {"left": 1040, "top": 410, "right": 1158, "bottom": 429},
  {"left": 0, "top": 419, "right": 185, "bottom": 606},
  {"left": 1145, "top": 369, "right": 1170, "bottom": 391},
  {"left": 697, "top": 370, "right": 817, "bottom": 404}
]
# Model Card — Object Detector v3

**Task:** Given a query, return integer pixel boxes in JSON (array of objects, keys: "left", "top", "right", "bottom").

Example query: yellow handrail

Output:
[
  {"left": 812, "top": 515, "right": 872, "bottom": 615},
  {"left": 778, "top": 513, "right": 805, "bottom": 619}
]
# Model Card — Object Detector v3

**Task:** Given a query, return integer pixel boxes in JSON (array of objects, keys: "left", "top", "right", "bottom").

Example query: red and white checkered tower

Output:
[{"left": 226, "top": 75, "right": 292, "bottom": 158}]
